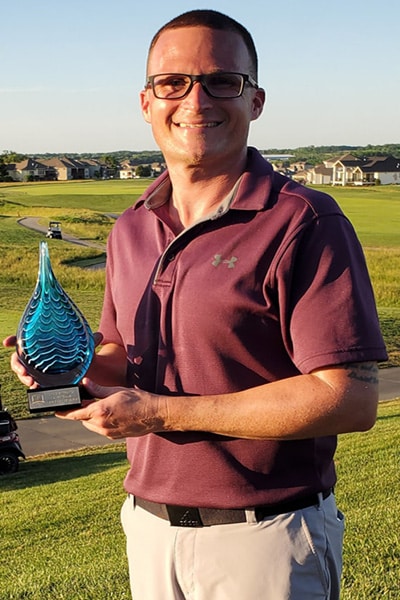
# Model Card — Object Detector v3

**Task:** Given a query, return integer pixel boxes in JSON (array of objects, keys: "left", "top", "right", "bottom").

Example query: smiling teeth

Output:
[{"left": 177, "top": 122, "right": 218, "bottom": 128}]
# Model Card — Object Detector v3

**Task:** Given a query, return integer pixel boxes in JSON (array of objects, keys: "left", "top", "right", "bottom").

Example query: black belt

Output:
[{"left": 135, "top": 489, "right": 332, "bottom": 527}]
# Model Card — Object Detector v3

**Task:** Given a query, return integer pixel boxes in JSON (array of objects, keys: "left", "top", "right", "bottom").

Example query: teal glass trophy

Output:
[{"left": 16, "top": 241, "right": 95, "bottom": 413}]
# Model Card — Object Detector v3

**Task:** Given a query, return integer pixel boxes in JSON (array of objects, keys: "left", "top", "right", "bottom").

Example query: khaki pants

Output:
[{"left": 121, "top": 493, "right": 344, "bottom": 600}]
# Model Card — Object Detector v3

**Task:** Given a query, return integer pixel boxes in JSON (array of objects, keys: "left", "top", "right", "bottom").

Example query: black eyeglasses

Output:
[{"left": 146, "top": 72, "right": 259, "bottom": 99}]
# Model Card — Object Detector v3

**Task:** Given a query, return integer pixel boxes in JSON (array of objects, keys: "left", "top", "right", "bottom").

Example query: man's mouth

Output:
[{"left": 175, "top": 122, "right": 220, "bottom": 128}]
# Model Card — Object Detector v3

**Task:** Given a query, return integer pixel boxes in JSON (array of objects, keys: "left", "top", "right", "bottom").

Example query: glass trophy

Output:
[{"left": 16, "top": 241, "right": 95, "bottom": 413}]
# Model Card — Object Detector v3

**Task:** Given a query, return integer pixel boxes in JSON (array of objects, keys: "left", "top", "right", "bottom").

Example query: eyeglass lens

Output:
[{"left": 151, "top": 73, "right": 246, "bottom": 99}]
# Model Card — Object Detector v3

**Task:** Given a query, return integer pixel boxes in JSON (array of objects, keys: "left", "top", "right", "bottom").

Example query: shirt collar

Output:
[{"left": 136, "top": 147, "right": 274, "bottom": 214}]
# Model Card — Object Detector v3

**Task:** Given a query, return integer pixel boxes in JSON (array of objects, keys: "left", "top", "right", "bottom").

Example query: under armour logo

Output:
[{"left": 212, "top": 254, "right": 238, "bottom": 268}]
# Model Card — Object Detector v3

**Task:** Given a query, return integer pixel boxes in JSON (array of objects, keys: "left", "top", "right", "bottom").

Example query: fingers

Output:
[
  {"left": 55, "top": 379, "right": 116, "bottom": 420},
  {"left": 2, "top": 335, "right": 17, "bottom": 348},
  {"left": 10, "top": 351, "right": 36, "bottom": 388},
  {"left": 55, "top": 400, "right": 96, "bottom": 420},
  {"left": 3, "top": 336, "right": 37, "bottom": 387},
  {"left": 55, "top": 400, "right": 121, "bottom": 443},
  {"left": 93, "top": 331, "right": 104, "bottom": 348},
  {"left": 55, "top": 386, "right": 157, "bottom": 439},
  {"left": 81, "top": 377, "right": 120, "bottom": 399}
]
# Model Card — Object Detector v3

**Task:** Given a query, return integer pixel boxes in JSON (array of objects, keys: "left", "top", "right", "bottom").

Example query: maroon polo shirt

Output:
[{"left": 99, "top": 147, "right": 387, "bottom": 508}]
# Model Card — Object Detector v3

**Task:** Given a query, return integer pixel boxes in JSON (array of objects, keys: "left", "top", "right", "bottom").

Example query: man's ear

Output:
[
  {"left": 140, "top": 89, "right": 151, "bottom": 123},
  {"left": 251, "top": 88, "right": 266, "bottom": 122}
]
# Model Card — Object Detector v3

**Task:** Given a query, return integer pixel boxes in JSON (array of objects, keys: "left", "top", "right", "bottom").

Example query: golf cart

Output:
[
  {"left": 46, "top": 221, "right": 62, "bottom": 239},
  {"left": 0, "top": 388, "right": 25, "bottom": 475}
]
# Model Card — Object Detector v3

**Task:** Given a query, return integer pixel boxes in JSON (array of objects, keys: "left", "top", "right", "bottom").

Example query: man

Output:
[{"left": 5, "top": 9, "right": 387, "bottom": 600}]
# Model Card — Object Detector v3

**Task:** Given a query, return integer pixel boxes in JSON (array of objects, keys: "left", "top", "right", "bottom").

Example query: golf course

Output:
[{"left": 0, "top": 179, "right": 399, "bottom": 599}]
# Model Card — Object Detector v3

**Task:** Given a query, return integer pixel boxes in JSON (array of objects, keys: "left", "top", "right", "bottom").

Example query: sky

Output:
[{"left": 1, "top": 0, "right": 399, "bottom": 154}]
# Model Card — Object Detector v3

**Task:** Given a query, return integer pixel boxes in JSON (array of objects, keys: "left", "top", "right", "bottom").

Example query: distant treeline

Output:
[
  {"left": 2, "top": 144, "right": 400, "bottom": 168},
  {"left": 260, "top": 144, "right": 400, "bottom": 165},
  {"left": 33, "top": 150, "right": 166, "bottom": 166}
]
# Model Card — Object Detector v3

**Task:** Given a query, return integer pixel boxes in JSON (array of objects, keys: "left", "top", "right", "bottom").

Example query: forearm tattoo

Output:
[{"left": 344, "top": 362, "right": 379, "bottom": 385}]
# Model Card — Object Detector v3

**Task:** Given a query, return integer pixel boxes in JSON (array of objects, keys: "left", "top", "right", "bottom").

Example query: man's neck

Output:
[{"left": 166, "top": 154, "right": 247, "bottom": 229}]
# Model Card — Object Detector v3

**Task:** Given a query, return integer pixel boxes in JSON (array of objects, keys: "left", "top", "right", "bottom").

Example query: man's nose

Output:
[{"left": 181, "top": 80, "right": 213, "bottom": 107}]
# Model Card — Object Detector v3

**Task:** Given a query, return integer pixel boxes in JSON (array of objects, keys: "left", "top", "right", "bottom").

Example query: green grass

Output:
[
  {"left": 0, "top": 444, "right": 130, "bottom": 600},
  {"left": 313, "top": 184, "right": 400, "bottom": 248},
  {"left": 0, "top": 401, "right": 398, "bottom": 599},
  {"left": 336, "top": 400, "right": 400, "bottom": 599},
  {"left": 0, "top": 178, "right": 150, "bottom": 212}
]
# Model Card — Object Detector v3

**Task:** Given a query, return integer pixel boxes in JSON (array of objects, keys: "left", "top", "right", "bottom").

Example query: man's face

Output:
[{"left": 140, "top": 26, "right": 265, "bottom": 169}]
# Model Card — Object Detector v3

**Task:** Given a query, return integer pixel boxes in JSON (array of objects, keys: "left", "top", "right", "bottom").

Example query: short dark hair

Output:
[{"left": 147, "top": 9, "right": 258, "bottom": 81}]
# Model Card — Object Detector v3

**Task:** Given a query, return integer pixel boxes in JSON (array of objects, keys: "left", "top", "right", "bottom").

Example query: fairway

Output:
[
  {"left": 314, "top": 184, "right": 400, "bottom": 248},
  {"left": 0, "top": 178, "right": 151, "bottom": 213}
]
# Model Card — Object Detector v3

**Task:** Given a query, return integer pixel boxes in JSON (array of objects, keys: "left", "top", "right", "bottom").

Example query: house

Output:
[
  {"left": 271, "top": 162, "right": 295, "bottom": 179},
  {"left": 119, "top": 160, "right": 166, "bottom": 179},
  {"left": 306, "top": 153, "right": 400, "bottom": 186},
  {"left": 119, "top": 160, "right": 136, "bottom": 179},
  {"left": 353, "top": 156, "right": 400, "bottom": 185},
  {"left": 331, "top": 154, "right": 365, "bottom": 186},
  {"left": 7, "top": 158, "right": 57, "bottom": 181},
  {"left": 40, "top": 157, "right": 104, "bottom": 180},
  {"left": 331, "top": 154, "right": 400, "bottom": 186},
  {"left": 151, "top": 162, "right": 166, "bottom": 176},
  {"left": 7, "top": 156, "right": 104, "bottom": 181},
  {"left": 304, "top": 154, "right": 352, "bottom": 185},
  {"left": 82, "top": 158, "right": 105, "bottom": 179},
  {"left": 290, "top": 161, "right": 312, "bottom": 173},
  {"left": 305, "top": 164, "right": 333, "bottom": 185},
  {"left": 324, "top": 154, "right": 356, "bottom": 168}
]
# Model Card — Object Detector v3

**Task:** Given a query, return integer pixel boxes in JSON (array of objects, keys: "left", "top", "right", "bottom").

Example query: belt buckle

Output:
[{"left": 166, "top": 505, "right": 204, "bottom": 527}]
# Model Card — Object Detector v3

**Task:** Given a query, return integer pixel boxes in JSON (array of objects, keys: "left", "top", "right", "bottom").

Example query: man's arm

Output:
[
  {"left": 56, "top": 361, "right": 379, "bottom": 441},
  {"left": 168, "top": 362, "right": 379, "bottom": 439},
  {"left": 86, "top": 342, "right": 128, "bottom": 386}
]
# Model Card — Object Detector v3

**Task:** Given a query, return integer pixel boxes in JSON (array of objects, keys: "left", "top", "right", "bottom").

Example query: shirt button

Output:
[{"left": 168, "top": 254, "right": 175, "bottom": 262}]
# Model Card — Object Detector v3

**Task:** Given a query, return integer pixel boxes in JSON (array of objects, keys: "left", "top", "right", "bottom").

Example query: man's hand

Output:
[
  {"left": 55, "top": 378, "right": 166, "bottom": 440},
  {"left": 3, "top": 335, "right": 37, "bottom": 388},
  {"left": 3, "top": 332, "right": 105, "bottom": 389}
]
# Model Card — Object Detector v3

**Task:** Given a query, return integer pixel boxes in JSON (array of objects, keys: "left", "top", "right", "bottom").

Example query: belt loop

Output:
[{"left": 245, "top": 509, "right": 258, "bottom": 524}]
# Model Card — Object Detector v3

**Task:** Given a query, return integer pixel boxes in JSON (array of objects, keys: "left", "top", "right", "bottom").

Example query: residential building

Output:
[
  {"left": 6, "top": 156, "right": 105, "bottom": 181},
  {"left": 351, "top": 156, "right": 400, "bottom": 185},
  {"left": 119, "top": 160, "right": 136, "bottom": 179},
  {"left": 7, "top": 158, "right": 57, "bottom": 181},
  {"left": 40, "top": 157, "right": 104, "bottom": 180},
  {"left": 306, "top": 153, "right": 400, "bottom": 186},
  {"left": 306, "top": 164, "right": 333, "bottom": 185}
]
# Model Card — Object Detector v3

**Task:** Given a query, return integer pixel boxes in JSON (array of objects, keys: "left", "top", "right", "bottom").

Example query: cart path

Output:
[{"left": 18, "top": 217, "right": 107, "bottom": 251}]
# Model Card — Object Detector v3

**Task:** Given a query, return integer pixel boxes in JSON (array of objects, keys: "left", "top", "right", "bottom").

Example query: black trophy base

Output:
[{"left": 28, "top": 386, "right": 83, "bottom": 413}]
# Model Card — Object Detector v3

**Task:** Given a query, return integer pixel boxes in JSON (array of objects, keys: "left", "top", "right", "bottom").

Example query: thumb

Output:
[
  {"left": 93, "top": 331, "right": 103, "bottom": 348},
  {"left": 81, "top": 377, "right": 121, "bottom": 399},
  {"left": 3, "top": 335, "right": 17, "bottom": 348}
]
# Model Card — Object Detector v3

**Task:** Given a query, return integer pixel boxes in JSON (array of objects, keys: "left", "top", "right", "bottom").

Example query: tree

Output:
[
  {"left": 1, "top": 150, "right": 27, "bottom": 164},
  {"left": 0, "top": 155, "right": 12, "bottom": 182},
  {"left": 135, "top": 164, "right": 152, "bottom": 177},
  {"left": 101, "top": 154, "right": 119, "bottom": 169}
]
